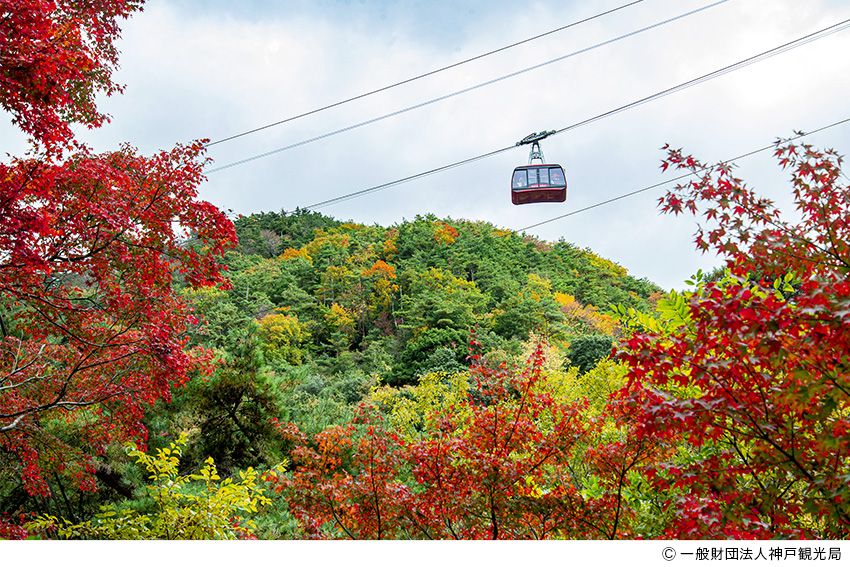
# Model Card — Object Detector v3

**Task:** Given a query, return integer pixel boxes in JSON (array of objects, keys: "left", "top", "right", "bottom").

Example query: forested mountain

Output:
[{"left": 199, "top": 209, "right": 660, "bottom": 386}]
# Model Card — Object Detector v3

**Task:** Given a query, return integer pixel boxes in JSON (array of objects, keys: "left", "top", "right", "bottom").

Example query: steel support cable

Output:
[
  {"left": 206, "top": 0, "right": 729, "bottom": 174},
  {"left": 205, "top": 0, "right": 646, "bottom": 147},
  {"left": 302, "top": 17, "right": 850, "bottom": 210},
  {"left": 305, "top": 146, "right": 518, "bottom": 209},
  {"left": 516, "top": 116, "right": 850, "bottom": 233},
  {"left": 549, "top": 17, "right": 850, "bottom": 138}
]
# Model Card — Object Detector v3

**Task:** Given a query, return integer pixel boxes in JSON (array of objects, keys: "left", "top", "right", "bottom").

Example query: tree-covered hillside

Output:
[{"left": 203, "top": 209, "right": 660, "bottom": 386}]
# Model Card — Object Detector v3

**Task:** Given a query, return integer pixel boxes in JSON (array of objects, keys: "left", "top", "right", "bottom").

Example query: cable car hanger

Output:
[
  {"left": 511, "top": 131, "right": 567, "bottom": 206},
  {"left": 517, "top": 130, "right": 556, "bottom": 162}
]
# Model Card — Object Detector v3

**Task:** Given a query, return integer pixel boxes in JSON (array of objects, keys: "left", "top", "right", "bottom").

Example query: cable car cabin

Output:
[{"left": 511, "top": 164, "right": 566, "bottom": 205}]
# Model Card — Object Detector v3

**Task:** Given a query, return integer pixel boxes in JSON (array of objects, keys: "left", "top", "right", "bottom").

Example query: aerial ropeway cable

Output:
[
  {"left": 298, "top": 16, "right": 850, "bottom": 210},
  {"left": 204, "top": 0, "right": 647, "bottom": 148},
  {"left": 205, "top": 0, "right": 730, "bottom": 174}
]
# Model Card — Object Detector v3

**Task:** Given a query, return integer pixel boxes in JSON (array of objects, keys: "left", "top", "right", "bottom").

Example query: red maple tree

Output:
[
  {"left": 1, "top": 0, "right": 235, "bottom": 496},
  {"left": 1, "top": 0, "right": 142, "bottom": 150},
  {"left": 615, "top": 138, "right": 850, "bottom": 538}
]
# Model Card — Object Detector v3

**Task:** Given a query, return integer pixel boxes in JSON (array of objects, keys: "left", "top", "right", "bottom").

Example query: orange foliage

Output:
[
  {"left": 362, "top": 260, "right": 396, "bottom": 281},
  {"left": 555, "top": 292, "right": 618, "bottom": 336},
  {"left": 280, "top": 247, "right": 311, "bottom": 263},
  {"left": 433, "top": 222, "right": 459, "bottom": 246}
]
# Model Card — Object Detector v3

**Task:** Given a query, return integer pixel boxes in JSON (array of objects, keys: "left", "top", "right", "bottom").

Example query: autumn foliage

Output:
[
  {"left": 0, "top": 0, "right": 143, "bottom": 149},
  {"left": 1, "top": 0, "right": 235, "bottom": 496},
  {"left": 615, "top": 139, "right": 850, "bottom": 538},
  {"left": 3, "top": 0, "right": 850, "bottom": 543},
  {"left": 26, "top": 434, "right": 277, "bottom": 539},
  {"left": 270, "top": 340, "right": 655, "bottom": 539}
]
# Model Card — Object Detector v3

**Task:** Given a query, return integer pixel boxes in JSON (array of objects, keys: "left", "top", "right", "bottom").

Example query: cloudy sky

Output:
[{"left": 5, "top": 0, "right": 850, "bottom": 290}]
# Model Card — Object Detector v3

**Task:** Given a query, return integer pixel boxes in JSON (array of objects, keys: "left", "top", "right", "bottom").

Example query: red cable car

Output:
[{"left": 511, "top": 131, "right": 566, "bottom": 206}]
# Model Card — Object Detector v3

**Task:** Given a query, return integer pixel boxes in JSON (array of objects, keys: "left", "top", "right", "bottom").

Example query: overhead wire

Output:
[
  {"left": 516, "top": 116, "right": 850, "bottom": 232},
  {"left": 205, "top": 0, "right": 647, "bottom": 147},
  {"left": 206, "top": 0, "right": 729, "bottom": 174},
  {"left": 301, "top": 16, "right": 850, "bottom": 210},
  {"left": 549, "top": 17, "right": 850, "bottom": 138},
  {"left": 305, "top": 147, "right": 518, "bottom": 209}
]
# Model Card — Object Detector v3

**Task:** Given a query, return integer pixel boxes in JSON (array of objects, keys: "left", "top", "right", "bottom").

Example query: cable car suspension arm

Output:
[{"left": 516, "top": 130, "right": 556, "bottom": 164}]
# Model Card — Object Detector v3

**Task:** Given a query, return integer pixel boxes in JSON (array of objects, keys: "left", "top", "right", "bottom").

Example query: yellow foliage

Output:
[
  {"left": 370, "top": 371, "right": 472, "bottom": 442},
  {"left": 554, "top": 292, "right": 575, "bottom": 306},
  {"left": 259, "top": 311, "right": 308, "bottom": 365},
  {"left": 433, "top": 221, "right": 459, "bottom": 246},
  {"left": 280, "top": 247, "right": 312, "bottom": 263},
  {"left": 526, "top": 273, "right": 554, "bottom": 302},
  {"left": 418, "top": 266, "right": 478, "bottom": 294},
  {"left": 181, "top": 285, "right": 228, "bottom": 321},
  {"left": 26, "top": 434, "right": 285, "bottom": 540},
  {"left": 181, "top": 285, "right": 227, "bottom": 302},
  {"left": 338, "top": 222, "right": 366, "bottom": 232},
  {"left": 555, "top": 292, "right": 619, "bottom": 336},
  {"left": 550, "top": 358, "right": 627, "bottom": 415},
  {"left": 382, "top": 232, "right": 398, "bottom": 257},
  {"left": 519, "top": 331, "right": 569, "bottom": 373},
  {"left": 303, "top": 232, "right": 349, "bottom": 259},
  {"left": 582, "top": 248, "right": 628, "bottom": 278},
  {"left": 326, "top": 302, "right": 355, "bottom": 331},
  {"left": 321, "top": 264, "right": 352, "bottom": 290},
  {"left": 362, "top": 261, "right": 399, "bottom": 313},
  {"left": 514, "top": 336, "right": 626, "bottom": 423}
]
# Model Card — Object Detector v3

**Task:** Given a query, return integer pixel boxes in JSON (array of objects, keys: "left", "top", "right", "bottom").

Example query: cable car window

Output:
[
  {"left": 512, "top": 170, "right": 527, "bottom": 189},
  {"left": 538, "top": 168, "right": 550, "bottom": 186},
  {"left": 550, "top": 167, "right": 565, "bottom": 187},
  {"left": 527, "top": 168, "right": 539, "bottom": 186}
]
